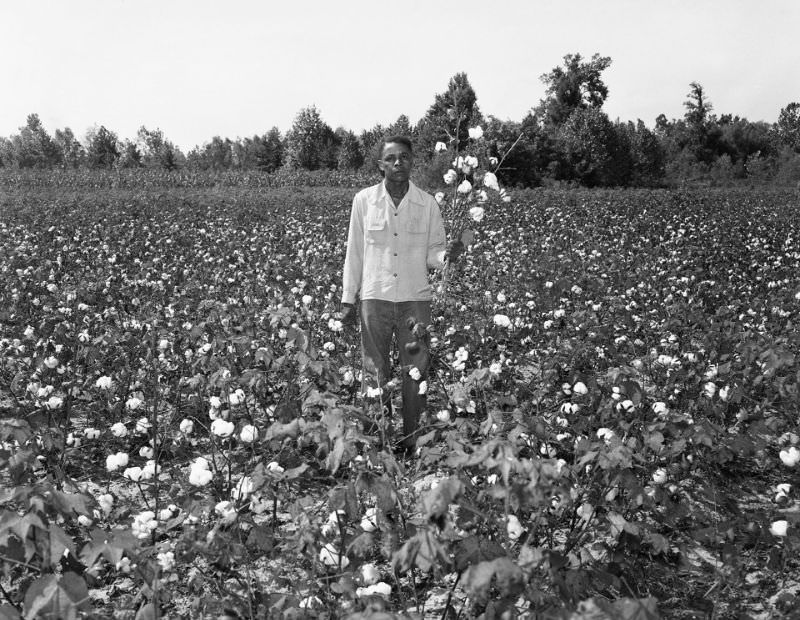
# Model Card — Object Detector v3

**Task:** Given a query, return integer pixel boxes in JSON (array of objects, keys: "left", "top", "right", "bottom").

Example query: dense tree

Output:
[
  {"left": 54, "top": 127, "right": 85, "bottom": 168},
  {"left": 85, "top": 125, "right": 120, "bottom": 169},
  {"left": 481, "top": 115, "right": 543, "bottom": 187},
  {"left": 335, "top": 128, "right": 364, "bottom": 170},
  {"left": 136, "top": 126, "right": 183, "bottom": 170},
  {"left": 618, "top": 120, "right": 665, "bottom": 186},
  {"left": 258, "top": 127, "right": 285, "bottom": 172},
  {"left": 12, "top": 114, "right": 61, "bottom": 168},
  {"left": 285, "top": 106, "right": 337, "bottom": 170},
  {"left": 558, "top": 107, "right": 627, "bottom": 186},
  {"left": 0, "top": 137, "right": 13, "bottom": 167},
  {"left": 416, "top": 73, "right": 482, "bottom": 156},
  {"left": 537, "top": 54, "right": 612, "bottom": 127},
  {"left": 386, "top": 114, "right": 413, "bottom": 139},
  {"left": 117, "top": 140, "right": 143, "bottom": 168},
  {"left": 776, "top": 102, "right": 800, "bottom": 152}
]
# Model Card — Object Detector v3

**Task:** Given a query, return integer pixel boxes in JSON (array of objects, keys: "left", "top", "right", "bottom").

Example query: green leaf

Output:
[
  {"left": 453, "top": 535, "right": 505, "bottom": 572},
  {"left": 421, "top": 477, "right": 462, "bottom": 520},
  {"left": 462, "top": 557, "right": 524, "bottom": 599},
  {"left": 135, "top": 603, "right": 155, "bottom": 620},
  {"left": 264, "top": 418, "right": 300, "bottom": 441},
  {"left": 23, "top": 574, "right": 58, "bottom": 620},
  {"left": 46, "top": 525, "right": 73, "bottom": 569},
  {"left": 0, "top": 603, "right": 22, "bottom": 620}
]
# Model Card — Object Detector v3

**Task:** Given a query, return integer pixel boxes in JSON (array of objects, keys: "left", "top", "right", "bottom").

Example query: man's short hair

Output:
[{"left": 382, "top": 135, "right": 413, "bottom": 155}]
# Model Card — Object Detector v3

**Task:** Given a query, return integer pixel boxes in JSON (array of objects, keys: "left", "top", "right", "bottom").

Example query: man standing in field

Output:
[{"left": 341, "top": 135, "right": 461, "bottom": 453}]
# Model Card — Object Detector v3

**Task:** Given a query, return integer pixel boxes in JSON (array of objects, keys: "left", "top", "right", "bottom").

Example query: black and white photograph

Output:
[{"left": 1, "top": 1, "right": 799, "bottom": 617}]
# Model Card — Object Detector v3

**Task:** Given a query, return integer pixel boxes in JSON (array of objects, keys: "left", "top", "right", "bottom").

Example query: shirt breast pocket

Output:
[
  {"left": 366, "top": 218, "right": 386, "bottom": 244},
  {"left": 405, "top": 218, "right": 427, "bottom": 245}
]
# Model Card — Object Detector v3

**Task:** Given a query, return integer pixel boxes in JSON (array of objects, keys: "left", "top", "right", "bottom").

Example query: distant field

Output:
[{"left": 2, "top": 181, "right": 800, "bottom": 618}]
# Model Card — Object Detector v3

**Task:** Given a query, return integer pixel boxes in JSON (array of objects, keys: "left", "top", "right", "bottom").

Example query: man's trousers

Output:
[{"left": 359, "top": 299, "right": 431, "bottom": 448}]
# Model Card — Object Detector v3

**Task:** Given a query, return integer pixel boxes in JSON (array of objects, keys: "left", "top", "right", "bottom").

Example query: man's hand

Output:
[
  {"left": 341, "top": 303, "right": 358, "bottom": 328},
  {"left": 445, "top": 240, "right": 465, "bottom": 263}
]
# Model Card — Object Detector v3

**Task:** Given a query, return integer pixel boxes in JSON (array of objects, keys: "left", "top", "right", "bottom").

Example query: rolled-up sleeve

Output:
[{"left": 341, "top": 194, "right": 364, "bottom": 304}]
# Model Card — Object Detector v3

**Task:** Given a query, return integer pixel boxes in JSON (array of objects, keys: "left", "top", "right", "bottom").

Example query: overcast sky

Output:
[{"left": 1, "top": 0, "right": 797, "bottom": 151}]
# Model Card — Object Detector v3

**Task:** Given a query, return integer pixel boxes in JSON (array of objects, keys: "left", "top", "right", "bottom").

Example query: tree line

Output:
[{"left": 2, "top": 53, "right": 799, "bottom": 188}]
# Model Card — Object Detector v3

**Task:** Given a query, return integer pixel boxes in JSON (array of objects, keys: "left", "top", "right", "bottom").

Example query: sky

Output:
[{"left": 1, "top": 0, "right": 798, "bottom": 152}]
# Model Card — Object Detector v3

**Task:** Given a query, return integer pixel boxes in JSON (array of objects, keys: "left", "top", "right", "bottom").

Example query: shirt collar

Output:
[{"left": 379, "top": 180, "right": 423, "bottom": 207}]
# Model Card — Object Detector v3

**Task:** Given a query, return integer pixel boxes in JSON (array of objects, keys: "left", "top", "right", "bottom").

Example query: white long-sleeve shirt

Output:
[{"left": 341, "top": 181, "right": 447, "bottom": 304}]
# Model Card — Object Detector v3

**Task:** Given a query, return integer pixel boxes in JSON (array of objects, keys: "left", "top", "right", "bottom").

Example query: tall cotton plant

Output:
[{"left": 436, "top": 124, "right": 520, "bottom": 301}]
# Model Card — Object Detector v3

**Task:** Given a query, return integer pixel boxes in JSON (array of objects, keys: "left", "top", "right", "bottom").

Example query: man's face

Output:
[{"left": 378, "top": 142, "right": 413, "bottom": 184}]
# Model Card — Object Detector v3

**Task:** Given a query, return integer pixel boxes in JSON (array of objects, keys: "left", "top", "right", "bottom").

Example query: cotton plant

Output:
[{"left": 434, "top": 125, "right": 515, "bottom": 299}]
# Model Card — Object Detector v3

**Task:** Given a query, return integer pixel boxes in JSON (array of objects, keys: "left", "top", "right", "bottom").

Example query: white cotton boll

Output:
[
  {"left": 493, "top": 314, "right": 511, "bottom": 328},
  {"left": 110, "top": 422, "right": 127, "bottom": 438},
  {"left": 468, "top": 126, "right": 484, "bottom": 140},
  {"left": 139, "top": 446, "right": 154, "bottom": 459},
  {"left": 299, "top": 596, "right": 322, "bottom": 609},
  {"left": 95, "top": 376, "right": 113, "bottom": 390},
  {"left": 408, "top": 367, "right": 422, "bottom": 381},
  {"left": 209, "top": 396, "right": 222, "bottom": 409},
  {"left": 106, "top": 452, "right": 129, "bottom": 471},
  {"left": 77, "top": 514, "right": 93, "bottom": 527},
  {"left": 703, "top": 382, "right": 717, "bottom": 398},
  {"left": 779, "top": 446, "right": 800, "bottom": 467},
  {"left": 482, "top": 171, "right": 499, "bottom": 191},
  {"left": 123, "top": 466, "right": 143, "bottom": 482},
  {"left": 596, "top": 428, "right": 614, "bottom": 444},
  {"left": 573, "top": 382, "right": 588, "bottom": 395},
  {"left": 140, "top": 460, "right": 158, "bottom": 480},
  {"left": 434, "top": 191, "right": 445, "bottom": 205},
  {"left": 651, "top": 402, "right": 668, "bottom": 415},
  {"left": 770, "top": 520, "right": 788, "bottom": 537},
  {"left": 360, "top": 507, "right": 378, "bottom": 532},
  {"left": 97, "top": 493, "right": 114, "bottom": 516},
  {"left": 360, "top": 563, "right": 380, "bottom": 586},
  {"left": 356, "top": 582, "right": 392, "bottom": 599},
  {"left": 179, "top": 418, "right": 194, "bottom": 434},
  {"left": 135, "top": 417, "right": 150, "bottom": 434},
  {"left": 652, "top": 468, "right": 668, "bottom": 485},
  {"left": 189, "top": 468, "right": 212, "bottom": 487},
  {"left": 126, "top": 397, "right": 143, "bottom": 411},
  {"left": 436, "top": 410, "right": 451, "bottom": 423},
  {"left": 319, "top": 543, "right": 349, "bottom": 568},
  {"left": 443, "top": 169, "right": 457, "bottom": 185},
  {"left": 457, "top": 180, "right": 472, "bottom": 194},
  {"left": 506, "top": 515, "right": 524, "bottom": 541},
  {"left": 239, "top": 424, "right": 258, "bottom": 443},
  {"left": 215, "top": 500, "right": 237, "bottom": 525},
  {"left": 211, "top": 419, "right": 235, "bottom": 437},
  {"left": 266, "top": 461, "right": 284, "bottom": 473}
]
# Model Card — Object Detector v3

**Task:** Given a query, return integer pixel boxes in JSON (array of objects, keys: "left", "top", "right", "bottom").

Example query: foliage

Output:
[
  {"left": 85, "top": 125, "right": 120, "bottom": 169},
  {"left": 536, "top": 53, "right": 613, "bottom": 128},
  {"left": 1, "top": 180, "right": 800, "bottom": 618},
  {"left": 416, "top": 73, "right": 483, "bottom": 157},
  {"left": 285, "top": 105, "right": 337, "bottom": 171},
  {"left": 776, "top": 102, "right": 800, "bottom": 152}
]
